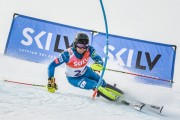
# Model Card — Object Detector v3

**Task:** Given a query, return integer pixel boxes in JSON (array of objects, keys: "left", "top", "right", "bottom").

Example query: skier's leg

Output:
[
  {"left": 67, "top": 67, "right": 123, "bottom": 101},
  {"left": 84, "top": 67, "right": 125, "bottom": 101},
  {"left": 67, "top": 76, "right": 118, "bottom": 101},
  {"left": 83, "top": 67, "right": 106, "bottom": 87},
  {"left": 67, "top": 76, "right": 98, "bottom": 90}
]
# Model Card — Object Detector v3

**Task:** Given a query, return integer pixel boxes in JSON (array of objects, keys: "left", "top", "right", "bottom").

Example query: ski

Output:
[
  {"left": 146, "top": 104, "right": 164, "bottom": 113},
  {"left": 121, "top": 100, "right": 164, "bottom": 114}
]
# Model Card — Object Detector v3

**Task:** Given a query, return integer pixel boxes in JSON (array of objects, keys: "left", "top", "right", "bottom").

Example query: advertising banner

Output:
[
  {"left": 5, "top": 14, "right": 176, "bottom": 87},
  {"left": 5, "top": 14, "right": 92, "bottom": 63},
  {"left": 92, "top": 33, "right": 176, "bottom": 87}
]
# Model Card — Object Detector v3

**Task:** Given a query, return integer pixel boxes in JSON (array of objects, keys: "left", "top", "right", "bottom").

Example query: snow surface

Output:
[{"left": 0, "top": 55, "right": 180, "bottom": 120}]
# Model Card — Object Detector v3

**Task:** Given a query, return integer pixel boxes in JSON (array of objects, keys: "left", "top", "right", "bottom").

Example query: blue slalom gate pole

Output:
[{"left": 92, "top": 0, "right": 109, "bottom": 99}]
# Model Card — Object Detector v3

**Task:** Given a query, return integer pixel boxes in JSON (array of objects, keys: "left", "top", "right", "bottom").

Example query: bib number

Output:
[
  {"left": 74, "top": 70, "right": 82, "bottom": 77},
  {"left": 74, "top": 67, "right": 87, "bottom": 77}
]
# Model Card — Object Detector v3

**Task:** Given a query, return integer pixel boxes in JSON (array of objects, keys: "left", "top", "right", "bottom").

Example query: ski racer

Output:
[
  {"left": 47, "top": 32, "right": 121, "bottom": 101},
  {"left": 46, "top": 32, "right": 164, "bottom": 113}
]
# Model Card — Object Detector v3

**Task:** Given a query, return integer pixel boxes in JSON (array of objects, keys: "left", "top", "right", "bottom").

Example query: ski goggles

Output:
[{"left": 76, "top": 43, "right": 89, "bottom": 49}]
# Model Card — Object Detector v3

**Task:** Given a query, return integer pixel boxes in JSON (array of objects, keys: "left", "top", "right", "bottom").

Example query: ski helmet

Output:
[{"left": 74, "top": 33, "right": 89, "bottom": 47}]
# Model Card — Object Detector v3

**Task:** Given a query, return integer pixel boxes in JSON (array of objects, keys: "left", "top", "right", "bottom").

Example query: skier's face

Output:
[{"left": 76, "top": 44, "right": 88, "bottom": 54}]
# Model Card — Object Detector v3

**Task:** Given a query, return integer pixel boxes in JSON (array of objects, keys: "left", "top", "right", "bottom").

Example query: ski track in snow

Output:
[{"left": 0, "top": 55, "right": 180, "bottom": 120}]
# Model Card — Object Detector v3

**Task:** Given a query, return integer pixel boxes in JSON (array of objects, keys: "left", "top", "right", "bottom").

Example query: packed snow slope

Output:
[{"left": 0, "top": 55, "right": 180, "bottom": 120}]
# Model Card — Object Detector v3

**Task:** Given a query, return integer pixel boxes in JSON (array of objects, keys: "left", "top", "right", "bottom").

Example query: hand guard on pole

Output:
[
  {"left": 90, "top": 63, "right": 103, "bottom": 73},
  {"left": 47, "top": 77, "right": 58, "bottom": 93}
]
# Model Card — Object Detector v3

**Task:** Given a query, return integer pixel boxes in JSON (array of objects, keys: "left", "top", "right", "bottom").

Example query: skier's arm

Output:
[
  {"left": 48, "top": 51, "right": 69, "bottom": 78},
  {"left": 89, "top": 46, "right": 103, "bottom": 66},
  {"left": 47, "top": 51, "right": 69, "bottom": 93}
]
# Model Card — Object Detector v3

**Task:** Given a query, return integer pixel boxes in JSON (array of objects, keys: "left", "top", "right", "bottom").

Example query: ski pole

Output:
[
  {"left": 90, "top": 64, "right": 173, "bottom": 83},
  {"left": 106, "top": 68, "right": 172, "bottom": 83},
  {"left": 4, "top": 80, "right": 46, "bottom": 87}
]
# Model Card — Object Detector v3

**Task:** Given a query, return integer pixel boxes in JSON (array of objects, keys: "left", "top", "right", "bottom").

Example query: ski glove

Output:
[
  {"left": 90, "top": 63, "right": 103, "bottom": 73},
  {"left": 47, "top": 77, "right": 58, "bottom": 93}
]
